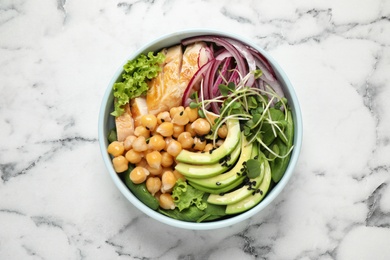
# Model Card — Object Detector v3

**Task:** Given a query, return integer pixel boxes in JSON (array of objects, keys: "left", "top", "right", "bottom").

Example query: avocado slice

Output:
[
  {"left": 226, "top": 158, "right": 271, "bottom": 214},
  {"left": 175, "top": 119, "right": 241, "bottom": 165},
  {"left": 186, "top": 134, "right": 253, "bottom": 188},
  {"left": 174, "top": 137, "right": 241, "bottom": 179},
  {"left": 207, "top": 153, "right": 266, "bottom": 205},
  {"left": 188, "top": 176, "right": 245, "bottom": 195}
]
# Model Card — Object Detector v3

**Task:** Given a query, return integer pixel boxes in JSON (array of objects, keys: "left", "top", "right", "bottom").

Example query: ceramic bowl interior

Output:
[{"left": 98, "top": 29, "right": 303, "bottom": 230}]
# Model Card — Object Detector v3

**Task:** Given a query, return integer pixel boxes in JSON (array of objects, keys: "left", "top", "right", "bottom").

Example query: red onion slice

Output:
[
  {"left": 224, "top": 38, "right": 256, "bottom": 87},
  {"left": 182, "top": 36, "right": 247, "bottom": 79},
  {"left": 182, "top": 60, "right": 214, "bottom": 106}
]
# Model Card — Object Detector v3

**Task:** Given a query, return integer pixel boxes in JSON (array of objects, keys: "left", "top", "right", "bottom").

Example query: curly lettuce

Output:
[
  {"left": 111, "top": 51, "right": 165, "bottom": 117},
  {"left": 172, "top": 179, "right": 207, "bottom": 212}
]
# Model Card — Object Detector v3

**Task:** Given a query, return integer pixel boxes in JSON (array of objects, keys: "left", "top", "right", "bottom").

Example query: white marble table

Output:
[{"left": 1, "top": 0, "right": 390, "bottom": 259}]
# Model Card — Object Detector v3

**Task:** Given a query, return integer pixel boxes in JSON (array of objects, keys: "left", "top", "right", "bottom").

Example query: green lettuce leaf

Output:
[
  {"left": 172, "top": 179, "right": 207, "bottom": 211},
  {"left": 111, "top": 51, "right": 165, "bottom": 117}
]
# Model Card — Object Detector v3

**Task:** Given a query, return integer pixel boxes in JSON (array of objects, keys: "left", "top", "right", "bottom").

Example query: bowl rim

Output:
[{"left": 98, "top": 28, "right": 303, "bottom": 230}]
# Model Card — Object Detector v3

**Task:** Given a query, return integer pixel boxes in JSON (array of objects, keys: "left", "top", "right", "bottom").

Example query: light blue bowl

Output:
[{"left": 98, "top": 29, "right": 303, "bottom": 230}]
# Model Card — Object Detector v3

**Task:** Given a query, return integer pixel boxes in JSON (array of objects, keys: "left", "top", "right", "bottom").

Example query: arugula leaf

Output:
[{"left": 111, "top": 51, "right": 165, "bottom": 117}]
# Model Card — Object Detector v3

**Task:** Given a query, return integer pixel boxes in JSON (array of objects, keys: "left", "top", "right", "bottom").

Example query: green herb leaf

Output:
[
  {"left": 248, "top": 96, "right": 258, "bottom": 109},
  {"left": 243, "top": 125, "right": 251, "bottom": 136},
  {"left": 198, "top": 109, "right": 206, "bottom": 118},
  {"left": 275, "top": 98, "right": 288, "bottom": 110},
  {"left": 218, "top": 84, "right": 230, "bottom": 97},
  {"left": 246, "top": 159, "right": 261, "bottom": 178},
  {"left": 227, "top": 82, "right": 236, "bottom": 91},
  {"left": 231, "top": 101, "right": 241, "bottom": 109},
  {"left": 254, "top": 69, "right": 263, "bottom": 79},
  {"left": 189, "top": 102, "right": 200, "bottom": 109}
]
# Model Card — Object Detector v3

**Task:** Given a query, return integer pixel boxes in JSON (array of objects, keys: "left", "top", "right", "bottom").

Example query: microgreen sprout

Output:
[{"left": 191, "top": 69, "right": 294, "bottom": 160}]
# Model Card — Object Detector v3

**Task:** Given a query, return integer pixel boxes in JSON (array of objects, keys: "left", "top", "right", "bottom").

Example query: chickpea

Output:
[
  {"left": 134, "top": 126, "right": 150, "bottom": 139},
  {"left": 159, "top": 193, "right": 175, "bottom": 210},
  {"left": 125, "top": 149, "right": 143, "bottom": 164},
  {"left": 170, "top": 106, "right": 184, "bottom": 119},
  {"left": 146, "top": 177, "right": 162, "bottom": 196},
  {"left": 166, "top": 140, "right": 182, "bottom": 157},
  {"left": 185, "top": 123, "right": 197, "bottom": 137},
  {"left": 154, "top": 191, "right": 162, "bottom": 201},
  {"left": 146, "top": 164, "right": 163, "bottom": 176},
  {"left": 161, "top": 171, "right": 176, "bottom": 193},
  {"left": 123, "top": 135, "right": 137, "bottom": 150},
  {"left": 172, "top": 110, "right": 189, "bottom": 126},
  {"left": 157, "top": 111, "right": 171, "bottom": 124},
  {"left": 203, "top": 143, "right": 214, "bottom": 152},
  {"left": 161, "top": 151, "right": 174, "bottom": 167},
  {"left": 173, "top": 169, "right": 186, "bottom": 181},
  {"left": 191, "top": 118, "right": 211, "bottom": 136},
  {"left": 129, "top": 166, "right": 149, "bottom": 184},
  {"left": 140, "top": 114, "right": 158, "bottom": 131},
  {"left": 112, "top": 155, "right": 128, "bottom": 173},
  {"left": 185, "top": 107, "right": 198, "bottom": 122},
  {"left": 146, "top": 150, "right": 162, "bottom": 169},
  {"left": 177, "top": 132, "right": 194, "bottom": 150},
  {"left": 193, "top": 137, "right": 206, "bottom": 151},
  {"left": 148, "top": 134, "right": 165, "bottom": 151},
  {"left": 217, "top": 124, "right": 228, "bottom": 139},
  {"left": 132, "top": 136, "right": 148, "bottom": 152},
  {"left": 172, "top": 124, "right": 184, "bottom": 139},
  {"left": 135, "top": 158, "right": 148, "bottom": 168},
  {"left": 156, "top": 122, "right": 174, "bottom": 137},
  {"left": 107, "top": 141, "right": 125, "bottom": 157},
  {"left": 164, "top": 136, "right": 174, "bottom": 151}
]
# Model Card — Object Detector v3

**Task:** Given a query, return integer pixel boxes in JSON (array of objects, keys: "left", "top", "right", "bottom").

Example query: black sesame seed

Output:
[
  {"left": 216, "top": 182, "right": 221, "bottom": 186},
  {"left": 161, "top": 119, "right": 165, "bottom": 122},
  {"left": 254, "top": 155, "right": 259, "bottom": 160},
  {"left": 191, "top": 143, "right": 196, "bottom": 148},
  {"left": 180, "top": 111, "right": 184, "bottom": 116}
]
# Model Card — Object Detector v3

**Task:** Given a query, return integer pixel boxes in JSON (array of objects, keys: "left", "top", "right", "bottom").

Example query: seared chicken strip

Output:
[
  {"left": 147, "top": 42, "right": 208, "bottom": 115},
  {"left": 131, "top": 97, "right": 148, "bottom": 127},
  {"left": 115, "top": 103, "right": 134, "bottom": 141},
  {"left": 147, "top": 45, "right": 182, "bottom": 115}
]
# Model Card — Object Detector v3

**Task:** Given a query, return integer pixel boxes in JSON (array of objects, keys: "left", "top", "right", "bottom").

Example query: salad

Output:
[{"left": 106, "top": 35, "right": 294, "bottom": 222}]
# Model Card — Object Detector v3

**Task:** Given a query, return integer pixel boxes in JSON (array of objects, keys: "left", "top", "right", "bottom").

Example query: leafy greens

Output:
[{"left": 111, "top": 51, "right": 165, "bottom": 117}]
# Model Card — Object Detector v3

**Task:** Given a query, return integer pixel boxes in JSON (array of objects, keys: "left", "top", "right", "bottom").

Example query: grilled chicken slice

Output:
[
  {"left": 180, "top": 42, "right": 208, "bottom": 87},
  {"left": 131, "top": 97, "right": 148, "bottom": 127},
  {"left": 115, "top": 103, "right": 134, "bottom": 141},
  {"left": 147, "top": 45, "right": 183, "bottom": 115},
  {"left": 146, "top": 42, "right": 208, "bottom": 115}
]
